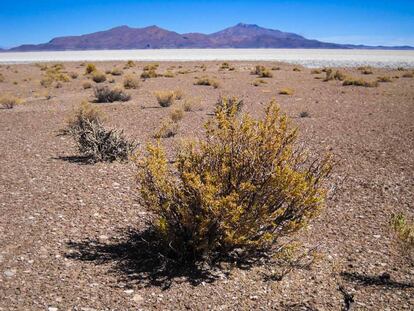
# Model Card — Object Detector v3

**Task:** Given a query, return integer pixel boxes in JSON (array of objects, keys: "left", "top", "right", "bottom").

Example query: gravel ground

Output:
[{"left": 0, "top": 61, "right": 413, "bottom": 310}]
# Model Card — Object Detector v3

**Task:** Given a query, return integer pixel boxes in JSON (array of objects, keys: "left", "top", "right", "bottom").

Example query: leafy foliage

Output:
[{"left": 136, "top": 101, "right": 332, "bottom": 264}]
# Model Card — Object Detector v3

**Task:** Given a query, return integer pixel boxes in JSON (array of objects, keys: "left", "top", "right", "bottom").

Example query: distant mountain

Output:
[{"left": 7, "top": 23, "right": 414, "bottom": 51}]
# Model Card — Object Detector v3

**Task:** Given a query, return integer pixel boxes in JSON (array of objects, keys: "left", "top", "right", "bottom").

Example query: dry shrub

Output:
[
  {"left": 82, "top": 81, "right": 92, "bottom": 89},
  {"left": 323, "top": 69, "right": 346, "bottom": 82},
  {"left": 155, "top": 91, "right": 175, "bottom": 107},
  {"left": 333, "top": 70, "right": 346, "bottom": 81},
  {"left": 66, "top": 101, "right": 105, "bottom": 133},
  {"left": 359, "top": 67, "right": 373, "bottom": 75},
  {"left": 391, "top": 214, "right": 414, "bottom": 246},
  {"left": 0, "top": 94, "right": 22, "bottom": 109},
  {"left": 377, "top": 76, "right": 392, "bottom": 83},
  {"left": 173, "top": 89, "right": 184, "bottom": 100},
  {"left": 123, "top": 74, "right": 140, "bottom": 89},
  {"left": 251, "top": 65, "right": 273, "bottom": 78},
  {"left": 343, "top": 78, "right": 378, "bottom": 87},
  {"left": 136, "top": 101, "right": 332, "bottom": 264},
  {"left": 111, "top": 67, "right": 123, "bottom": 76},
  {"left": 163, "top": 71, "right": 175, "bottom": 78},
  {"left": 0, "top": 73, "right": 4, "bottom": 82},
  {"left": 153, "top": 119, "right": 178, "bottom": 138},
  {"left": 402, "top": 72, "right": 413, "bottom": 78},
  {"left": 215, "top": 96, "right": 243, "bottom": 115},
  {"left": 170, "top": 108, "right": 184, "bottom": 122},
  {"left": 94, "top": 86, "right": 131, "bottom": 103},
  {"left": 311, "top": 69, "right": 322, "bottom": 74},
  {"left": 92, "top": 71, "right": 107, "bottom": 83},
  {"left": 70, "top": 72, "right": 79, "bottom": 79},
  {"left": 220, "top": 62, "right": 230, "bottom": 70},
  {"left": 279, "top": 88, "right": 294, "bottom": 95},
  {"left": 293, "top": 67, "right": 301, "bottom": 72},
  {"left": 125, "top": 60, "right": 135, "bottom": 68},
  {"left": 40, "top": 66, "right": 70, "bottom": 87},
  {"left": 85, "top": 63, "right": 97, "bottom": 75},
  {"left": 271, "top": 66, "right": 281, "bottom": 71},
  {"left": 252, "top": 79, "right": 267, "bottom": 86},
  {"left": 141, "top": 69, "right": 158, "bottom": 79},
  {"left": 183, "top": 100, "right": 193, "bottom": 112},
  {"left": 194, "top": 77, "right": 219, "bottom": 88},
  {"left": 143, "top": 63, "right": 159, "bottom": 71},
  {"left": 69, "top": 118, "right": 136, "bottom": 163}
]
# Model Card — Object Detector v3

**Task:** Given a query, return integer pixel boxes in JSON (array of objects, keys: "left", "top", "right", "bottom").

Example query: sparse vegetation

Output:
[
  {"left": 173, "top": 89, "right": 184, "bottom": 100},
  {"left": 155, "top": 91, "right": 175, "bottom": 107},
  {"left": 123, "top": 74, "right": 140, "bottom": 89},
  {"left": 94, "top": 86, "right": 131, "bottom": 103},
  {"left": 136, "top": 101, "right": 332, "bottom": 264},
  {"left": 0, "top": 94, "right": 22, "bottom": 109},
  {"left": 69, "top": 72, "right": 78, "bottom": 79},
  {"left": 92, "top": 71, "right": 107, "bottom": 83},
  {"left": 163, "top": 70, "right": 175, "bottom": 78},
  {"left": 125, "top": 60, "right": 135, "bottom": 68},
  {"left": 85, "top": 63, "right": 97, "bottom": 75},
  {"left": 377, "top": 76, "right": 392, "bottom": 83},
  {"left": 0, "top": 73, "right": 4, "bottom": 82},
  {"left": 69, "top": 118, "right": 136, "bottom": 163},
  {"left": 153, "top": 119, "right": 178, "bottom": 138},
  {"left": 252, "top": 79, "right": 267, "bottom": 86},
  {"left": 170, "top": 107, "right": 184, "bottom": 122},
  {"left": 251, "top": 65, "right": 273, "bottom": 78},
  {"left": 215, "top": 96, "right": 244, "bottom": 115},
  {"left": 343, "top": 78, "right": 378, "bottom": 87},
  {"left": 66, "top": 101, "right": 105, "bottom": 134},
  {"left": 402, "top": 72, "right": 413, "bottom": 78},
  {"left": 391, "top": 213, "right": 414, "bottom": 252},
  {"left": 279, "top": 88, "right": 294, "bottom": 95},
  {"left": 111, "top": 67, "right": 123, "bottom": 76},
  {"left": 194, "top": 76, "right": 219, "bottom": 88},
  {"left": 311, "top": 69, "right": 322, "bottom": 74}
]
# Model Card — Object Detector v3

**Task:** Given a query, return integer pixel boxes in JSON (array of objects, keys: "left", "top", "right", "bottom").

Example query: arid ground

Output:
[{"left": 1, "top": 61, "right": 413, "bottom": 310}]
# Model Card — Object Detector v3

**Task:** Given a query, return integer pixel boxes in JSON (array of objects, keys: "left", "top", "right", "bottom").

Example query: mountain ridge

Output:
[{"left": 6, "top": 23, "right": 414, "bottom": 51}]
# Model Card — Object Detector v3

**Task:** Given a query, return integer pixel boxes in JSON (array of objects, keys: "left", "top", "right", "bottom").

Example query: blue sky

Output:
[{"left": 1, "top": 0, "right": 413, "bottom": 48}]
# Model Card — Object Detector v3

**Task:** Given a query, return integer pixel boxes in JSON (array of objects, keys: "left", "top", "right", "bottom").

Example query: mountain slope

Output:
[{"left": 8, "top": 23, "right": 413, "bottom": 51}]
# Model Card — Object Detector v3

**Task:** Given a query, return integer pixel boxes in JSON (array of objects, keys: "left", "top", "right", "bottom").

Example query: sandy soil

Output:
[{"left": 0, "top": 61, "right": 414, "bottom": 310}]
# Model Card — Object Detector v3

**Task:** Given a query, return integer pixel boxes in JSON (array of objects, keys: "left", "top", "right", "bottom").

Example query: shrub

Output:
[
  {"left": 215, "top": 96, "right": 243, "bottom": 115},
  {"left": 70, "top": 72, "right": 79, "bottom": 79},
  {"left": 69, "top": 119, "right": 136, "bottom": 163},
  {"left": 252, "top": 79, "right": 267, "bottom": 86},
  {"left": 183, "top": 100, "right": 193, "bottom": 112},
  {"left": 170, "top": 107, "right": 184, "bottom": 123},
  {"left": 402, "top": 72, "right": 413, "bottom": 78},
  {"left": 279, "top": 88, "right": 294, "bottom": 95},
  {"left": 163, "top": 71, "right": 175, "bottom": 78},
  {"left": 136, "top": 101, "right": 332, "bottom": 264},
  {"left": 153, "top": 119, "right": 178, "bottom": 138},
  {"left": 220, "top": 62, "right": 230, "bottom": 70},
  {"left": 82, "top": 81, "right": 92, "bottom": 89},
  {"left": 125, "top": 60, "right": 135, "bottom": 68},
  {"left": 391, "top": 213, "right": 414, "bottom": 250},
  {"left": 342, "top": 78, "right": 378, "bottom": 87},
  {"left": 92, "top": 71, "right": 107, "bottom": 83},
  {"left": 143, "top": 63, "right": 159, "bottom": 71},
  {"left": 377, "top": 76, "right": 392, "bottom": 83},
  {"left": 0, "top": 95, "right": 22, "bottom": 109},
  {"left": 0, "top": 73, "right": 4, "bottom": 82},
  {"left": 311, "top": 69, "right": 322, "bottom": 74},
  {"left": 194, "top": 77, "right": 219, "bottom": 88},
  {"left": 293, "top": 67, "right": 301, "bottom": 72},
  {"left": 94, "top": 86, "right": 131, "bottom": 103},
  {"left": 299, "top": 111, "right": 310, "bottom": 118},
  {"left": 66, "top": 101, "right": 105, "bottom": 134},
  {"left": 155, "top": 91, "right": 175, "bottom": 107},
  {"left": 251, "top": 65, "right": 273, "bottom": 78},
  {"left": 333, "top": 70, "right": 346, "bottom": 81},
  {"left": 111, "top": 67, "right": 123, "bottom": 76},
  {"left": 397, "top": 67, "right": 405, "bottom": 71},
  {"left": 271, "top": 66, "right": 281, "bottom": 71},
  {"left": 85, "top": 63, "right": 97, "bottom": 75},
  {"left": 141, "top": 69, "right": 158, "bottom": 79},
  {"left": 123, "top": 74, "right": 140, "bottom": 89},
  {"left": 173, "top": 89, "right": 184, "bottom": 100},
  {"left": 359, "top": 67, "right": 373, "bottom": 75}
]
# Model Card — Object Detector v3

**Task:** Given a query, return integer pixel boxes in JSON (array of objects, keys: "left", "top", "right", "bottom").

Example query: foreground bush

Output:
[
  {"left": 136, "top": 101, "right": 332, "bottom": 264},
  {"left": 66, "top": 101, "right": 105, "bottom": 134},
  {"left": 94, "top": 86, "right": 131, "bottom": 103},
  {"left": 69, "top": 118, "right": 136, "bottom": 163}
]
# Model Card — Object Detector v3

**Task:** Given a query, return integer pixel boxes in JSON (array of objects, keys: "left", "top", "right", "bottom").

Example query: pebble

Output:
[
  {"left": 48, "top": 307, "right": 58, "bottom": 311},
  {"left": 124, "top": 289, "right": 134, "bottom": 294},
  {"left": 132, "top": 294, "right": 144, "bottom": 303},
  {"left": 4, "top": 270, "right": 15, "bottom": 277}
]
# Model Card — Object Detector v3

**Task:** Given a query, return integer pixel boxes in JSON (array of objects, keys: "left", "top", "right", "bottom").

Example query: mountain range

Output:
[{"left": 5, "top": 23, "right": 414, "bottom": 51}]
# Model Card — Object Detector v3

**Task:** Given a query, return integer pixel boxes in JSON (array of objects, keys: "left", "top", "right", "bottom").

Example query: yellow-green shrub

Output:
[
  {"left": 153, "top": 119, "right": 178, "bottom": 138},
  {"left": 279, "top": 88, "right": 294, "bottom": 95},
  {"left": 215, "top": 96, "right": 243, "bottom": 115},
  {"left": 123, "top": 74, "right": 140, "bottom": 89},
  {"left": 391, "top": 213, "right": 414, "bottom": 248},
  {"left": 343, "top": 78, "right": 378, "bottom": 87},
  {"left": 155, "top": 91, "right": 175, "bottom": 107},
  {"left": 85, "top": 63, "right": 97, "bottom": 75},
  {"left": 170, "top": 107, "right": 184, "bottom": 122},
  {"left": 251, "top": 65, "right": 273, "bottom": 78},
  {"left": 194, "top": 77, "right": 219, "bottom": 88},
  {"left": 136, "top": 101, "right": 332, "bottom": 263},
  {"left": 92, "top": 71, "right": 107, "bottom": 83},
  {"left": 0, "top": 94, "right": 22, "bottom": 109}
]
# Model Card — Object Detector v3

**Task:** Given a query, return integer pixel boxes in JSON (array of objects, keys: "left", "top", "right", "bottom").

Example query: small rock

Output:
[
  {"left": 124, "top": 289, "right": 134, "bottom": 294},
  {"left": 132, "top": 294, "right": 144, "bottom": 303},
  {"left": 48, "top": 307, "right": 58, "bottom": 311},
  {"left": 4, "top": 270, "right": 15, "bottom": 277},
  {"left": 250, "top": 295, "right": 258, "bottom": 300}
]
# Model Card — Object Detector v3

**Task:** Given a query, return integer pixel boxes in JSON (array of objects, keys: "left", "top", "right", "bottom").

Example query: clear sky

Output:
[{"left": 1, "top": 0, "right": 413, "bottom": 48}]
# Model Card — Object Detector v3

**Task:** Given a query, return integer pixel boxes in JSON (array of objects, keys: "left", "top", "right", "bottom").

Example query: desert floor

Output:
[{"left": 1, "top": 61, "right": 414, "bottom": 310}]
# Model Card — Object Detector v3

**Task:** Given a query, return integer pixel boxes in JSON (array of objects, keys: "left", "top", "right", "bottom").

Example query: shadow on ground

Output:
[
  {"left": 66, "top": 227, "right": 229, "bottom": 289},
  {"left": 341, "top": 271, "right": 414, "bottom": 289},
  {"left": 53, "top": 155, "right": 94, "bottom": 164}
]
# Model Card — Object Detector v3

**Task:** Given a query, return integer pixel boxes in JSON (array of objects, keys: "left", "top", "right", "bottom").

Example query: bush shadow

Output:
[
  {"left": 340, "top": 271, "right": 414, "bottom": 289},
  {"left": 66, "top": 227, "right": 230, "bottom": 290}
]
